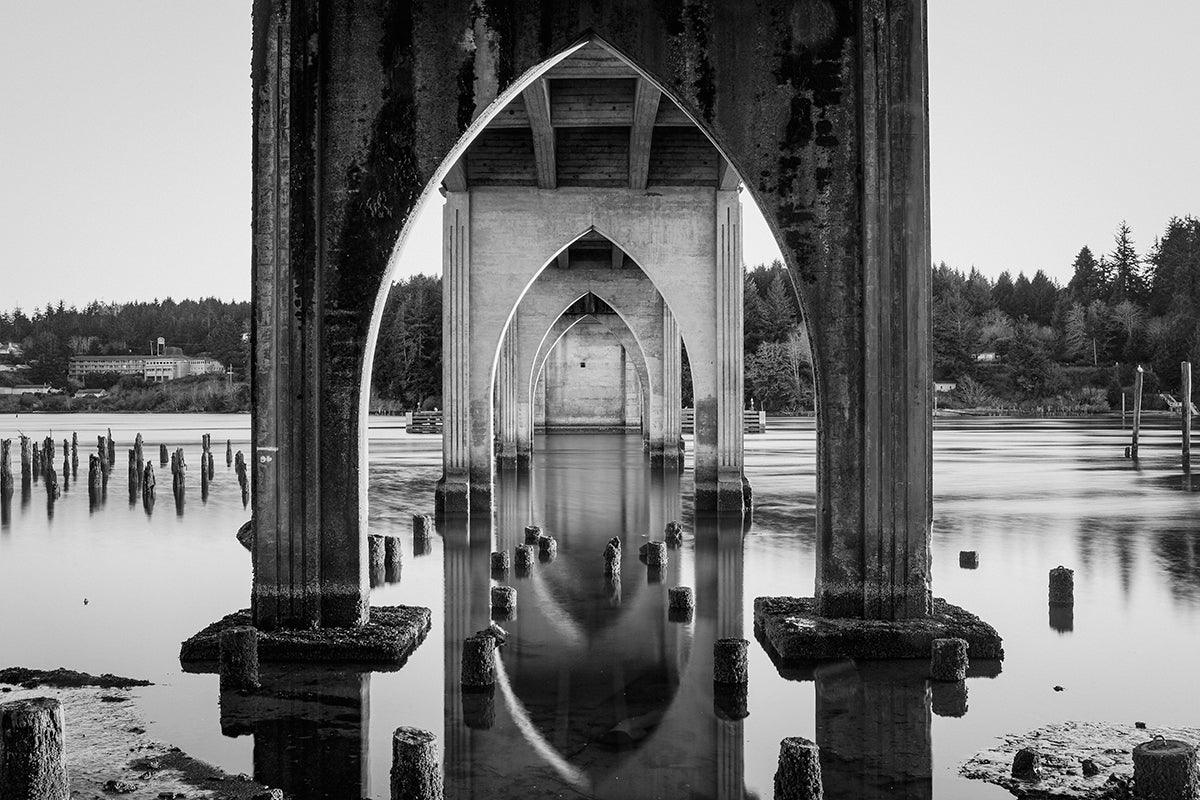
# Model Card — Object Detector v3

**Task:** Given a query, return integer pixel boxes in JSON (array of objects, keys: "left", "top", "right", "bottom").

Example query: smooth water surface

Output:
[{"left": 1, "top": 413, "right": 1197, "bottom": 798}]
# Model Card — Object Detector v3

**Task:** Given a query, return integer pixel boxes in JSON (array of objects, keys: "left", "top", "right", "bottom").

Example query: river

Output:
[{"left": 0, "top": 413, "right": 1196, "bottom": 799}]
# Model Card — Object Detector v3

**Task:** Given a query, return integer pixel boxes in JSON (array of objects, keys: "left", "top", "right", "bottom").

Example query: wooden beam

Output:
[
  {"left": 522, "top": 79, "right": 556, "bottom": 189},
  {"left": 629, "top": 79, "right": 660, "bottom": 189},
  {"left": 718, "top": 157, "right": 740, "bottom": 190},
  {"left": 443, "top": 159, "right": 467, "bottom": 191}
]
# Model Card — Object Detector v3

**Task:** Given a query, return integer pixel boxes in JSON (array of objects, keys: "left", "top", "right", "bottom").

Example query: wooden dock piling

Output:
[
  {"left": 70, "top": 432, "right": 77, "bottom": 475},
  {"left": 1131, "top": 365, "right": 1144, "bottom": 459},
  {"left": 0, "top": 439, "right": 12, "bottom": 498},
  {"left": 1182, "top": 362, "right": 1193, "bottom": 471},
  {"left": 0, "top": 697, "right": 69, "bottom": 800},
  {"left": 390, "top": 727, "right": 442, "bottom": 800},
  {"left": 159, "top": 443, "right": 168, "bottom": 466},
  {"left": 19, "top": 436, "right": 30, "bottom": 483}
]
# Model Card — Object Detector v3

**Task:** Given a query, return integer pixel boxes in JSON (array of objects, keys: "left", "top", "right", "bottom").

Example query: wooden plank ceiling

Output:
[{"left": 449, "top": 42, "right": 729, "bottom": 191}]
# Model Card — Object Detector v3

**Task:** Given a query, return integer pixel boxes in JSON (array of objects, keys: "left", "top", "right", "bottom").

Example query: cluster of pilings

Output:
[
  {"left": 1123, "top": 361, "right": 1195, "bottom": 468},
  {"left": 0, "top": 430, "right": 248, "bottom": 519},
  {"left": 368, "top": 533, "right": 404, "bottom": 588}
]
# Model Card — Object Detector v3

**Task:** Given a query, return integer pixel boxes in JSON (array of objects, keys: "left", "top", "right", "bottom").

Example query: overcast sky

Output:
[{"left": 1, "top": 1, "right": 1196, "bottom": 309}]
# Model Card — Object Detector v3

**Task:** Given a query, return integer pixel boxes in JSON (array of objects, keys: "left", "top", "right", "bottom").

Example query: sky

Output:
[{"left": 1, "top": 1, "right": 1196, "bottom": 309}]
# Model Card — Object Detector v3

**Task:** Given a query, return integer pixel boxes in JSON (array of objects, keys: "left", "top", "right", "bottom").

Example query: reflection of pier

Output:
[
  {"left": 443, "top": 460, "right": 746, "bottom": 799},
  {"left": 219, "top": 666, "right": 369, "bottom": 799}
]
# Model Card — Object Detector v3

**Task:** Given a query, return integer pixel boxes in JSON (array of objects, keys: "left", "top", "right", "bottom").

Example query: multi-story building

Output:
[{"left": 68, "top": 339, "right": 224, "bottom": 384}]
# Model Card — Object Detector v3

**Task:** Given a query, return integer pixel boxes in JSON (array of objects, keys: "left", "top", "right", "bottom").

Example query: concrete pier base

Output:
[
  {"left": 754, "top": 597, "right": 1003, "bottom": 663},
  {"left": 180, "top": 607, "right": 430, "bottom": 668}
]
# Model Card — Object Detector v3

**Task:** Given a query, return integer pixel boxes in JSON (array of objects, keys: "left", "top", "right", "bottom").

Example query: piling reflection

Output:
[
  {"left": 442, "top": 436, "right": 745, "bottom": 799},
  {"left": 218, "top": 666, "right": 369, "bottom": 799}
]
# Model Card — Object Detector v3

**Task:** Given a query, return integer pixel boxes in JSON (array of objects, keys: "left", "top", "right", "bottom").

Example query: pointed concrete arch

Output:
[{"left": 250, "top": 5, "right": 935, "bottom": 628}]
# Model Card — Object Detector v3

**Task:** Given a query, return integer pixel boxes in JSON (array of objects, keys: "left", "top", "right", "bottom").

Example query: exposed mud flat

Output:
[
  {"left": 0, "top": 671, "right": 281, "bottom": 800},
  {"left": 961, "top": 720, "right": 1200, "bottom": 799}
]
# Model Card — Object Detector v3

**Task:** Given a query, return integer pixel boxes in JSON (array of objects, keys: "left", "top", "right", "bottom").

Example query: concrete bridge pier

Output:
[{"left": 436, "top": 190, "right": 473, "bottom": 517}]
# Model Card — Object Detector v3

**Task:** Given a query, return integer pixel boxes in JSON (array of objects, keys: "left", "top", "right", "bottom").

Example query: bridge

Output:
[{"left": 241, "top": 0, "right": 986, "bottom": 654}]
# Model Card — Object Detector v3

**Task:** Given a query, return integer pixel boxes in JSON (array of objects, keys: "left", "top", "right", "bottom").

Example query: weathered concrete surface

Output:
[
  {"left": 254, "top": 0, "right": 933, "bottom": 621},
  {"left": 961, "top": 721, "right": 1200, "bottom": 799},
  {"left": 0, "top": 682, "right": 280, "bottom": 800},
  {"left": 179, "top": 605, "right": 430, "bottom": 667},
  {"left": 754, "top": 596, "right": 1003, "bottom": 662}
]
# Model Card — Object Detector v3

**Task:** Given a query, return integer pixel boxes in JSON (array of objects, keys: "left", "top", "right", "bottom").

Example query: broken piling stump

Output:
[
  {"left": 160, "top": 443, "right": 168, "bottom": 465},
  {"left": 603, "top": 541, "right": 621, "bottom": 576},
  {"left": 490, "top": 586, "right": 516, "bottom": 619},
  {"left": 218, "top": 626, "right": 260, "bottom": 691},
  {"left": 668, "top": 586, "right": 694, "bottom": 622},
  {"left": 390, "top": 727, "right": 442, "bottom": 800},
  {"left": 1012, "top": 748, "right": 1041, "bottom": 781},
  {"left": 959, "top": 550, "right": 978, "bottom": 569},
  {"left": 384, "top": 536, "right": 403, "bottom": 581},
  {"left": 524, "top": 524, "right": 542, "bottom": 544},
  {"left": 931, "top": 680, "right": 968, "bottom": 718},
  {"left": 0, "top": 697, "right": 69, "bottom": 799},
  {"left": 514, "top": 544, "right": 535, "bottom": 573},
  {"left": 930, "top": 637, "right": 969, "bottom": 682},
  {"left": 665, "top": 521, "right": 684, "bottom": 547},
  {"left": 0, "top": 439, "right": 12, "bottom": 498},
  {"left": 641, "top": 541, "right": 667, "bottom": 567},
  {"left": 714, "top": 638, "right": 749, "bottom": 685},
  {"left": 537, "top": 534, "right": 558, "bottom": 560},
  {"left": 1049, "top": 566, "right": 1074, "bottom": 606},
  {"left": 774, "top": 737, "right": 823, "bottom": 800},
  {"left": 461, "top": 634, "right": 496, "bottom": 688},
  {"left": 1132, "top": 737, "right": 1198, "bottom": 800},
  {"left": 369, "top": 535, "right": 387, "bottom": 587},
  {"left": 490, "top": 551, "right": 509, "bottom": 574},
  {"left": 412, "top": 514, "right": 434, "bottom": 541}
]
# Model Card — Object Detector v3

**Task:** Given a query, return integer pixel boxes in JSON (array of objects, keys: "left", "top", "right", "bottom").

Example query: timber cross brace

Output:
[{"left": 246, "top": 0, "right": 937, "bottom": 631}]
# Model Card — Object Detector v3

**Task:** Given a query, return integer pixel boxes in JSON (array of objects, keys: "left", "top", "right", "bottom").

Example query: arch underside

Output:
[{"left": 249, "top": 3, "right": 934, "bottom": 631}]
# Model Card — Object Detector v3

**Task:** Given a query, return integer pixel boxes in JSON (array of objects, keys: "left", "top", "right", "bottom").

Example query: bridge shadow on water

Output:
[{"left": 214, "top": 433, "right": 938, "bottom": 800}]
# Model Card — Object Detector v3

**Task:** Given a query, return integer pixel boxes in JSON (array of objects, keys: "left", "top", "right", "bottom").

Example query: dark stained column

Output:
[{"left": 799, "top": 0, "right": 932, "bottom": 619}]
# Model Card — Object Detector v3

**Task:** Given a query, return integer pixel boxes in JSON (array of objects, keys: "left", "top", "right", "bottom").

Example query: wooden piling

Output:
[
  {"left": 142, "top": 462, "right": 156, "bottom": 502},
  {"left": 1132, "top": 737, "right": 1198, "bottom": 800},
  {"left": 19, "top": 436, "right": 30, "bottom": 482},
  {"left": 128, "top": 449, "right": 140, "bottom": 498},
  {"left": 106, "top": 428, "right": 115, "bottom": 466},
  {"left": 44, "top": 461, "right": 58, "bottom": 499},
  {"left": 0, "top": 697, "right": 69, "bottom": 800},
  {"left": 1049, "top": 566, "right": 1074, "bottom": 606},
  {"left": 134, "top": 433, "right": 144, "bottom": 484},
  {"left": 226, "top": 439, "right": 233, "bottom": 466},
  {"left": 87, "top": 454, "right": 101, "bottom": 499},
  {"left": 61, "top": 456, "right": 69, "bottom": 492},
  {"left": 159, "top": 443, "right": 168, "bottom": 466},
  {"left": 390, "top": 727, "right": 442, "bottom": 800},
  {"left": 1131, "top": 366, "right": 1144, "bottom": 459},
  {"left": 930, "top": 638, "right": 969, "bottom": 681},
  {"left": 218, "top": 626, "right": 260, "bottom": 691},
  {"left": 461, "top": 634, "right": 496, "bottom": 687},
  {"left": 714, "top": 638, "right": 749, "bottom": 685},
  {"left": 774, "top": 737, "right": 824, "bottom": 800},
  {"left": 0, "top": 439, "right": 12, "bottom": 497},
  {"left": 31, "top": 442, "right": 40, "bottom": 481},
  {"left": 1183, "top": 362, "right": 1193, "bottom": 471},
  {"left": 70, "top": 432, "right": 77, "bottom": 475}
]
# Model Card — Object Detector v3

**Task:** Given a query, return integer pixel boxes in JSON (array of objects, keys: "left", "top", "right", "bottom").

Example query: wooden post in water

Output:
[
  {"left": 31, "top": 442, "right": 40, "bottom": 482},
  {"left": 0, "top": 697, "right": 69, "bottom": 800},
  {"left": 128, "top": 449, "right": 139, "bottom": 501},
  {"left": 1182, "top": 362, "right": 1192, "bottom": 472},
  {"left": 87, "top": 454, "right": 101, "bottom": 500},
  {"left": 19, "top": 436, "right": 30, "bottom": 483},
  {"left": 0, "top": 439, "right": 12, "bottom": 498},
  {"left": 106, "top": 428, "right": 115, "bottom": 467},
  {"left": 160, "top": 443, "right": 168, "bottom": 465},
  {"left": 1131, "top": 366, "right": 1144, "bottom": 460},
  {"left": 70, "top": 432, "right": 78, "bottom": 476},
  {"left": 134, "top": 433, "right": 144, "bottom": 486},
  {"left": 226, "top": 439, "right": 232, "bottom": 466}
]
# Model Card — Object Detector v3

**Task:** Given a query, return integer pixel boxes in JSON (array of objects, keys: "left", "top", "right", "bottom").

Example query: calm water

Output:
[{"left": 1, "top": 413, "right": 1197, "bottom": 799}]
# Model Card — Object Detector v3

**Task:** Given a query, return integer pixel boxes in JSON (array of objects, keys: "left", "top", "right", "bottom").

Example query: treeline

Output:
[
  {"left": 0, "top": 298, "right": 249, "bottom": 385},
  {"left": 935, "top": 216, "right": 1200, "bottom": 410}
]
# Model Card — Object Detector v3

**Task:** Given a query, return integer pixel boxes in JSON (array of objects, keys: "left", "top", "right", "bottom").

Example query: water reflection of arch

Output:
[{"left": 443, "top": 498, "right": 747, "bottom": 798}]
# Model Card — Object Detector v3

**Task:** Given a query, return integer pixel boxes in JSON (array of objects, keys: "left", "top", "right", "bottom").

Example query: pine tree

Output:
[
  {"left": 1148, "top": 216, "right": 1200, "bottom": 315},
  {"left": 1066, "top": 246, "right": 1105, "bottom": 305},
  {"left": 993, "top": 271, "right": 1015, "bottom": 317},
  {"left": 1106, "top": 222, "right": 1147, "bottom": 304}
]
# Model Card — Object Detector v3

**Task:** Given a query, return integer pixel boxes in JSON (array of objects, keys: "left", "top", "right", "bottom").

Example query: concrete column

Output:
[
  {"left": 250, "top": 0, "right": 365, "bottom": 629},
  {"left": 662, "top": 303, "right": 683, "bottom": 467},
  {"left": 495, "top": 323, "right": 518, "bottom": 469},
  {"left": 812, "top": 0, "right": 932, "bottom": 619},
  {"left": 437, "top": 191, "right": 472, "bottom": 516},
  {"left": 713, "top": 189, "right": 747, "bottom": 511}
]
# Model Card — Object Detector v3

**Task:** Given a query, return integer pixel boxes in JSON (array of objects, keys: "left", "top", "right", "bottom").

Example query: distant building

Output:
[
  {"left": 975, "top": 351, "right": 998, "bottom": 363},
  {"left": 0, "top": 384, "right": 55, "bottom": 395},
  {"left": 933, "top": 381, "right": 957, "bottom": 394},
  {"left": 68, "top": 338, "right": 224, "bottom": 384},
  {"left": 74, "top": 387, "right": 109, "bottom": 399}
]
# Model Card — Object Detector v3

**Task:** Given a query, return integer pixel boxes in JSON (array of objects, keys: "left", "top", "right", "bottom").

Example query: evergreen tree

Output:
[
  {"left": 993, "top": 271, "right": 1015, "bottom": 317},
  {"left": 1148, "top": 216, "right": 1200, "bottom": 315},
  {"left": 1027, "top": 270, "right": 1059, "bottom": 325},
  {"left": 964, "top": 268, "right": 994, "bottom": 314},
  {"left": 1066, "top": 246, "right": 1105, "bottom": 305},
  {"left": 1106, "top": 221, "right": 1147, "bottom": 304}
]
